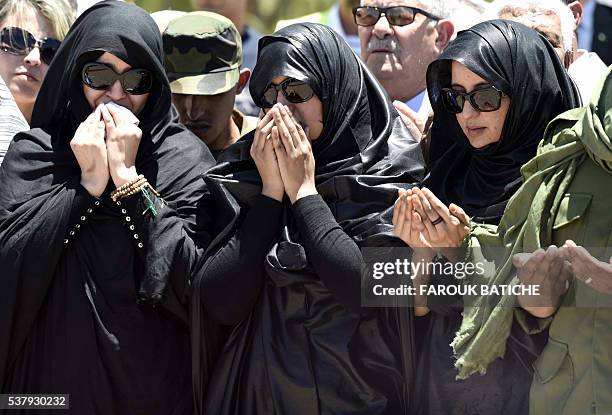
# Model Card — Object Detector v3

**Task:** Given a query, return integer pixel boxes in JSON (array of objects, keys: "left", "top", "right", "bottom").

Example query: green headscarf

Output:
[{"left": 452, "top": 65, "right": 612, "bottom": 379}]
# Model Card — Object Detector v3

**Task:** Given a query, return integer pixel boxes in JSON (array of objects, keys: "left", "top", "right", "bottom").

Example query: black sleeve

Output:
[
  {"left": 199, "top": 195, "right": 283, "bottom": 325},
  {"left": 116, "top": 185, "right": 212, "bottom": 312},
  {"left": 292, "top": 194, "right": 363, "bottom": 313},
  {"left": 0, "top": 175, "right": 95, "bottom": 384},
  {"left": 1, "top": 176, "right": 96, "bottom": 288},
  {"left": 425, "top": 254, "right": 464, "bottom": 316}
]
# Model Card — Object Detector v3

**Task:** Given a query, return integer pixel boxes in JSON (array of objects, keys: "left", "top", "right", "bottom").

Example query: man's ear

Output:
[
  {"left": 568, "top": 1, "right": 583, "bottom": 27},
  {"left": 236, "top": 68, "right": 251, "bottom": 94},
  {"left": 435, "top": 19, "right": 454, "bottom": 50}
]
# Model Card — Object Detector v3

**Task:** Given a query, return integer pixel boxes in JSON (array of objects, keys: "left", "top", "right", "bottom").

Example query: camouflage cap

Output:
[{"left": 163, "top": 11, "right": 242, "bottom": 95}]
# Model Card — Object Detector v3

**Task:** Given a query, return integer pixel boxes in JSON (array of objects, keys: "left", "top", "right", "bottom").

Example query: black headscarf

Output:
[
  {"left": 413, "top": 21, "right": 580, "bottom": 414},
  {"left": 213, "top": 22, "right": 426, "bottom": 237},
  {"left": 3, "top": 0, "right": 214, "bottom": 295},
  {"left": 250, "top": 28, "right": 374, "bottom": 170},
  {"left": 33, "top": 0, "right": 173, "bottom": 137},
  {"left": 425, "top": 20, "right": 581, "bottom": 224},
  {"left": 192, "top": 23, "right": 425, "bottom": 413},
  {"left": 0, "top": 0, "right": 214, "bottom": 392}
]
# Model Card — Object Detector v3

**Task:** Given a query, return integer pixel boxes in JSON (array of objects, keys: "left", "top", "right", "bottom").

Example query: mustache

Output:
[{"left": 366, "top": 38, "right": 398, "bottom": 53}]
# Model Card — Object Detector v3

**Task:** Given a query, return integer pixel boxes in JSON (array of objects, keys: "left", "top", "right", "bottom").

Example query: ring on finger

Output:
[{"left": 431, "top": 216, "right": 444, "bottom": 226}]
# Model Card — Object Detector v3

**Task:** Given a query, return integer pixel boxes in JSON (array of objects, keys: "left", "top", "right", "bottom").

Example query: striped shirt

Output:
[{"left": 0, "top": 77, "right": 29, "bottom": 166}]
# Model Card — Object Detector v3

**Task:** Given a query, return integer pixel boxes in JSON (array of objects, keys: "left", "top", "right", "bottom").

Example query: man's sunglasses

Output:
[
  {"left": 0, "top": 27, "right": 60, "bottom": 65},
  {"left": 260, "top": 78, "right": 314, "bottom": 108},
  {"left": 81, "top": 62, "right": 153, "bottom": 95},
  {"left": 352, "top": 6, "right": 441, "bottom": 27},
  {"left": 441, "top": 86, "right": 504, "bottom": 114}
]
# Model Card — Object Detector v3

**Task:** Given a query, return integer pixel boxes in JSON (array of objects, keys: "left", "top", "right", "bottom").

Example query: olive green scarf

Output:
[{"left": 452, "top": 65, "right": 612, "bottom": 379}]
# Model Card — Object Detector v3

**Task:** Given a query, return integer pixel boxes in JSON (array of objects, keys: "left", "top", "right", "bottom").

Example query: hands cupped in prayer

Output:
[
  {"left": 513, "top": 246, "right": 573, "bottom": 317},
  {"left": 392, "top": 187, "right": 470, "bottom": 259},
  {"left": 513, "top": 241, "right": 612, "bottom": 317},
  {"left": 250, "top": 103, "right": 317, "bottom": 203},
  {"left": 564, "top": 240, "right": 612, "bottom": 295}
]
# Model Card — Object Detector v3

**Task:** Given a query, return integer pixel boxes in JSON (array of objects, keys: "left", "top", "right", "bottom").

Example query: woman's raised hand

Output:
[
  {"left": 101, "top": 103, "right": 142, "bottom": 188},
  {"left": 71, "top": 105, "right": 109, "bottom": 197},
  {"left": 270, "top": 103, "right": 317, "bottom": 204},
  {"left": 392, "top": 189, "right": 433, "bottom": 250},
  {"left": 250, "top": 109, "right": 284, "bottom": 201},
  {"left": 408, "top": 187, "right": 470, "bottom": 253}
]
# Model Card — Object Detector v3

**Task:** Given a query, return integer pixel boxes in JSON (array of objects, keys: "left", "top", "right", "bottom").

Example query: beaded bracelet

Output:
[
  {"left": 111, "top": 181, "right": 161, "bottom": 203},
  {"left": 121, "top": 180, "right": 160, "bottom": 200},
  {"left": 113, "top": 180, "right": 147, "bottom": 200},
  {"left": 115, "top": 174, "right": 144, "bottom": 193},
  {"left": 111, "top": 176, "right": 147, "bottom": 201}
]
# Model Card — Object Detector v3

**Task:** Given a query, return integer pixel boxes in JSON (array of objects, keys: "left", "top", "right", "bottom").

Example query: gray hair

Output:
[
  {"left": 360, "top": 0, "right": 452, "bottom": 20},
  {"left": 449, "top": 0, "right": 488, "bottom": 31},
  {"left": 487, "top": 0, "right": 575, "bottom": 51},
  {"left": 420, "top": 0, "right": 451, "bottom": 19},
  {"left": 0, "top": 0, "right": 74, "bottom": 40}
]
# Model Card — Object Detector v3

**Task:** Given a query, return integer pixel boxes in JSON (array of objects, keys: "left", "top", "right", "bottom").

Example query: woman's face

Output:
[
  {"left": 82, "top": 52, "right": 150, "bottom": 114},
  {"left": 268, "top": 75, "right": 324, "bottom": 141},
  {"left": 450, "top": 61, "right": 511, "bottom": 149},
  {"left": 0, "top": 8, "right": 53, "bottom": 118}
]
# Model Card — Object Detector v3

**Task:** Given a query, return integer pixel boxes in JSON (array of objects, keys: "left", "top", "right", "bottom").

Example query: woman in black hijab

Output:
[
  {"left": 393, "top": 20, "right": 580, "bottom": 414},
  {"left": 192, "top": 23, "right": 425, "bottom": 415},
  {"left": 0, "top": 1, "right": 214, "bottom": 413},
  {"left": 424, "top": 19, "right": 581, "bottom": 225}
]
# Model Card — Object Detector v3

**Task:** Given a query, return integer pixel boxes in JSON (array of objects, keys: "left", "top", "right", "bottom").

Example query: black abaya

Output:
[
  {"left": 0, "top": 2, "right": 215, "bottom": 413},
  {"left": 415, "top": 20, "right": 581, "bottom": 415},
  {"left": 192, "top": 23, "right": 426, "bottom": 415}
]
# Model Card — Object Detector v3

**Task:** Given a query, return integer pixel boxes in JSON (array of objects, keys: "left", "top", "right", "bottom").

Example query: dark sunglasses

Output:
[
  {"left": 260, "top": 78, "right": 314, "bottom": 108},
  {"left": 0, "top": 27, "right": 60, "bottom": 65},
  {"left": 352, "top": 6, "right": 441, "bottom": 27},
  {"left": 441, "top": 86, "right": 504, "bottom": 114},
  {"left": 81, "top": 62, "right": 153, "bottom": 95}
]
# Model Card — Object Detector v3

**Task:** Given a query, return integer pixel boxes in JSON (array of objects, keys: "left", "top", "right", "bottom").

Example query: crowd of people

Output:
[{"left": 0, "top": 0, "right": 610, "bottom": 414}]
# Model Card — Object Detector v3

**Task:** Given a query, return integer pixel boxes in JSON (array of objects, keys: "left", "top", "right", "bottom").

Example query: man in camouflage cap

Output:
[
  {"left": 190, "top": 0, "right": 261, "bottom": 116},
  {"left": 163, "top": 11, "right": 257, "bottom": 158}
]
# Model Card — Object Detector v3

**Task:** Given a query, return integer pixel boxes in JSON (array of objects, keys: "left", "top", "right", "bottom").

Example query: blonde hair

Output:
[{"left": 0, "top": 0, "right": 75, "bottom": 40}]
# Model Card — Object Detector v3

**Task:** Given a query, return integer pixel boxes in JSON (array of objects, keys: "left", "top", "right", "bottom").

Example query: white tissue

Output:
[{"left": 105, "top": 101, "right": 139, "bottom": 126}]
